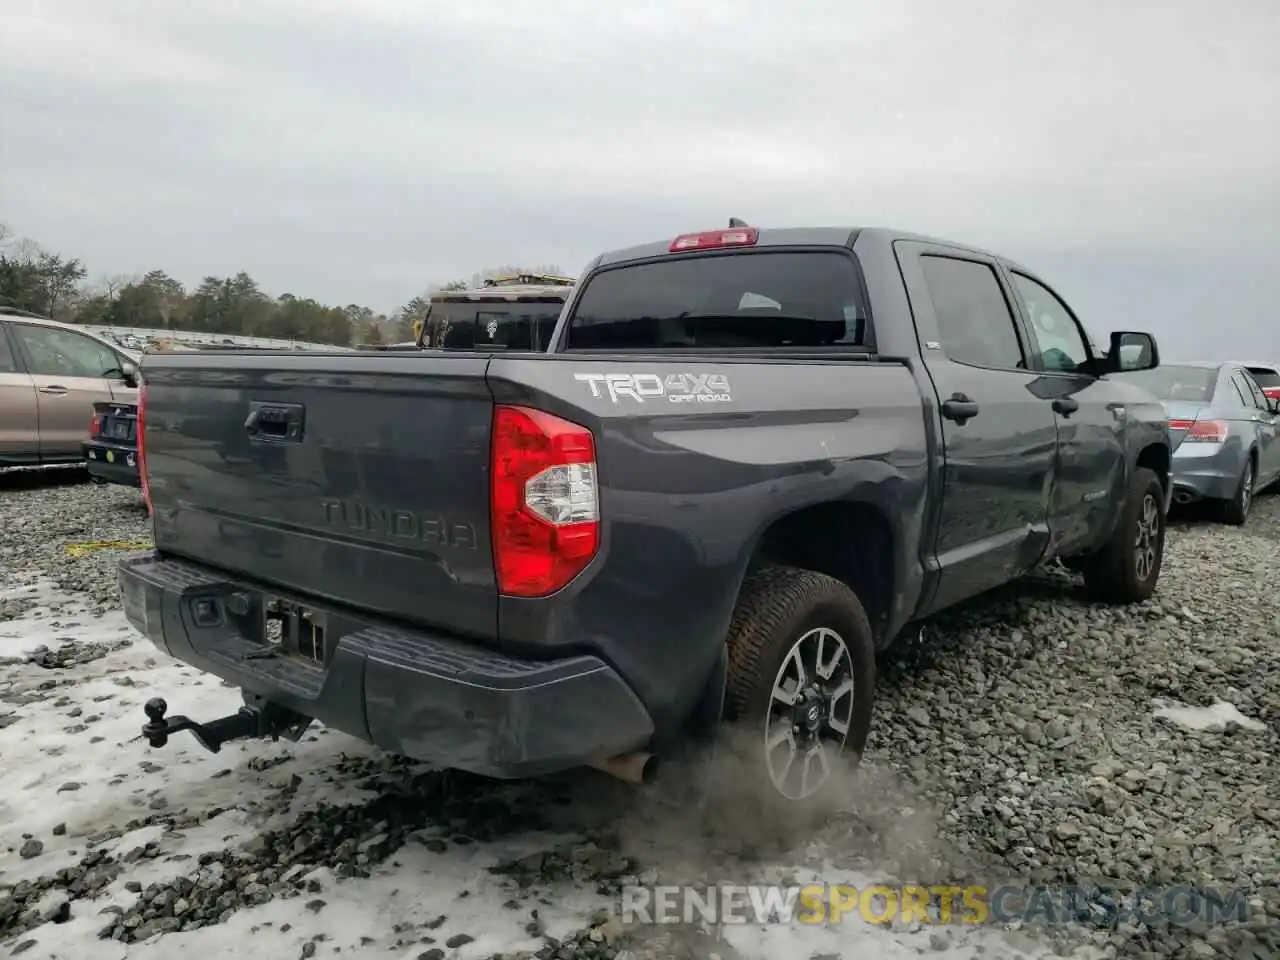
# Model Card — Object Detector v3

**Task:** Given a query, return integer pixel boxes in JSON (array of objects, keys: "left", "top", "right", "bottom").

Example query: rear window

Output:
[
  {"left": 1116, "top": 365, "right": 1216, "bottom": 402},
  {"left": 563, "top": 251, "right": 868, "bottom": 351},
  {"left": 425, "top": 301, "right": 562, "bottom": 351},
  {"left": 1245, "top": 366, "right": 1280, "bottom": 388}
]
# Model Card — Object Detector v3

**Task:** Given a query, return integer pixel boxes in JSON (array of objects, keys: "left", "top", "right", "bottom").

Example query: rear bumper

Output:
[
  {"left": 1170, "top": 447, "right": 1242, "bottom": 503},
  {"left": 116, "top": 552, "right": 654, "bottom": 778},
  {"left": 83, "top": 440, "right": 140, "bottom": 487},
  {"left": 1171, "top": 473, "right": 1237, "bottom": 503}
]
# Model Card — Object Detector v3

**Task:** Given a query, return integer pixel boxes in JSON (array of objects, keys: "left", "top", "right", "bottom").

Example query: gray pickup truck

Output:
[{"left": 119, "top": 225, "right": 1171, "bottom": 806}]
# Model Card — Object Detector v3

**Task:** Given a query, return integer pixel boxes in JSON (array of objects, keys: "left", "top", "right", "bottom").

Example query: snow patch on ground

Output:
[{"left": 1151, "top": 698, "right": 1268, "bottom": 733}]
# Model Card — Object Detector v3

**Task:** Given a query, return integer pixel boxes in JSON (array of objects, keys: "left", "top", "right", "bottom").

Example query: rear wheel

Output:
[
  {"left": 1082, "top": 467, "right": 1165, "bottom": 603},
  {"left": 721, "top": 565, "right": 877, "bottom": 808},
  {"left": 1221, "top": 457, "right": 1254, "bottom": 526}
]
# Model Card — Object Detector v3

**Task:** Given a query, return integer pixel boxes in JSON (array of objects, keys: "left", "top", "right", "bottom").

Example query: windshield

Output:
[
  {"left": 419, "top": 301, "right": 563, "bottom": 351},
  {"left": 564, "top": 250, "right": 868, "bottom": 350},
  {"left": 1116, "top": 365, "right": 1216, "bottom": 402}
]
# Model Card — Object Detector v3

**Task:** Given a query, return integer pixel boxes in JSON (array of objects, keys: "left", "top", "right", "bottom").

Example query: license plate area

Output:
[{"left": 263, "top": 597, "right": 327, "bottom": 664}]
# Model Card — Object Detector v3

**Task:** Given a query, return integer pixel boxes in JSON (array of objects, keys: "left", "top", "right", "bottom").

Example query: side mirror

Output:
[
  {"left": 1269, "top": 397, "right": 1280, "bottom": 416},
  {"left": 118, "top": 360, "right": 139, "bottom": 388},
  {"left": 1105, "top": 331, "right": 1159, "bottom": 373}
]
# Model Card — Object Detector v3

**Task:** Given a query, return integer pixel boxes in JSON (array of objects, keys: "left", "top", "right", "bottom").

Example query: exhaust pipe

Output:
[
  {"left": 588, "top": 751, "right": 659, "bottom": 786},
  {"left": 1173, "top": 490, "right": 1193, "bottom": 505}
]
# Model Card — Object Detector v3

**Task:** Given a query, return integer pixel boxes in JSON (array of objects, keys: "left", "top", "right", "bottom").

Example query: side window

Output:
[
  {"left": 1239, "top": 371, "right": 1269, "bottom": 410},
  {"left": 919, "top": 255, "right": 1026, "bottom": 369},
  {"left": 1227, "top": 372, "right": 1252, "bottom": 407},
  {"left": 0, "top": 325, "right": 18, "bottom": 373},
  {"left": 12, "top": 325, "right": 119, "bottom": 379},
  {"left": 1009, "top": 273, "right": 1091, "bottom": 373}
]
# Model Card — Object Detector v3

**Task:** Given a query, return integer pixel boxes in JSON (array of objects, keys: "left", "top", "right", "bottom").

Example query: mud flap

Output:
[{"left": 650, "top": 644, "right": 728, "bottom": 812}]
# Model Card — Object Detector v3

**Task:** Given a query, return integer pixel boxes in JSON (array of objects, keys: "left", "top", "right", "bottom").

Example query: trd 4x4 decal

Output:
[{"left": 573, "top": 372, "right": 733, "bottom": 405}]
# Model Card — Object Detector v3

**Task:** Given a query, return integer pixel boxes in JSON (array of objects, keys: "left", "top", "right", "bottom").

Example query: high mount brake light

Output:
[
  {"left": 1170, "top": 418, "right": 1227, "bottom": 443},
  {"left": 490, "top": 405, "right": 599, "bottom": 598},
  {"left": 137, "top": 381, "right": 153, "bottom": 515},
  {"left": 668, "top": 227, "right": 759, "bottom": 252}
]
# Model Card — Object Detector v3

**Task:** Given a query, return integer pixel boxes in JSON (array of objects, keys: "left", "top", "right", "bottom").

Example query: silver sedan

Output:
[{"left": 1115, "top": 361, "right": 1280, "bottom": 524}]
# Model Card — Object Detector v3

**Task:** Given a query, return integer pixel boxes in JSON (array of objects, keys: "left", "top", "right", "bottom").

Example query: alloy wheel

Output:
[
  {"left": 1134, "top": 493, "right": 1160, "bottom": 582},
  {"left": 763, "top": 626, "right": 856, "bottom": 801}
]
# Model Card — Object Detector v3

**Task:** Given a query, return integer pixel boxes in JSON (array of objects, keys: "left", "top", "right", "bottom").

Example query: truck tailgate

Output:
[{"left": 142, "top": 353, "right": 497, "bottom": 641}]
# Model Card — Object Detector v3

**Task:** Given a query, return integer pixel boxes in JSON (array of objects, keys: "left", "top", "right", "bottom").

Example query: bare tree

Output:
[
  {"left": 96, "top": 273, "right": 138, "bottom": 302},
  {"left": 8, "top": 237, "right": 43, "bottom": 264}
]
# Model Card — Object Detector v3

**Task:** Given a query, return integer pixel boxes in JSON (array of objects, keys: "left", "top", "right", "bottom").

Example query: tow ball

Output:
[{"left": 140, "top": 697, "right": 311, "bottom": 754}]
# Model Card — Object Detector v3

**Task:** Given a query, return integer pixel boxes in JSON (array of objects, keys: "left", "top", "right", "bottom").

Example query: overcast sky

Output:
[{"left": 2, "top": 0, "right": 1277, "bottom": 357}]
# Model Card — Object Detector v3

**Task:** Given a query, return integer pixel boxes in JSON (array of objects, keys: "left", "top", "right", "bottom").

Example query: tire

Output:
[
  {"left": 1082, "top": 467, "right": 1165, "bottom": 603},
  {"left": 1220, "top": 456, "right": 1255, "bottom": 526},
  {"left": 720, "top": 564, "right": 877, "bottom": 808}
]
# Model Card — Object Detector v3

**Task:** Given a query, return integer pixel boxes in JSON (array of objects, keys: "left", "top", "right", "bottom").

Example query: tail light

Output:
[
  {"left": 137, "top": 380, "right": 153, "bottom": 515},
  {"left": 669, "top": 227, "right": 759, "bottom": 252},
  {"left": 1263, "top": 387, "right": 1280, "bottom": 401},
  {"left": 490, "top": 405, "right": 599, "bottom": 597},
  {"left": 89, "top": 411, "right": 102, "bottom": 439},
  {"left": 1173, "top": 419, "right": 1227, "bottom": 443}
]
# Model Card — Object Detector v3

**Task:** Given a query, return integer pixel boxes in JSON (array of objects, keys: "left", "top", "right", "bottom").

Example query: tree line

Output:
[{"left": 0, "top": 223, "right": 565, "bottom": 347}]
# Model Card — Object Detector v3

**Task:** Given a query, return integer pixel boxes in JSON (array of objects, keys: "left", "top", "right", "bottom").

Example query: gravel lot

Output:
[{"left": 1, "top": 472, "right": 1277, "bottom": 960}]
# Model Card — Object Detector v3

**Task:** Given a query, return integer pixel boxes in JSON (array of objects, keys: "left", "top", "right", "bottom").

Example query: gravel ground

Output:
[{"left": 0, "top": 471, "right": 1277, "bottom": 960}]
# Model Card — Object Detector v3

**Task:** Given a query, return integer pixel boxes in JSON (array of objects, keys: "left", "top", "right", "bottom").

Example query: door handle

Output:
[
  {"left": 1052, "top": 397, "right": 1080, "bottom": 417},
  {"left": 941, "top": 393, "right": 980, "bottom": 424},
  {"left": 38, "top": 385, "right": 68, "bottom": 396},
  {"left": 245, "top": 401, "right": 305, "bottom": 442}
]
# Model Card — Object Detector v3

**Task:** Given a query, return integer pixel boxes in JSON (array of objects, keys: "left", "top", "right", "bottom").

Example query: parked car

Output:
[
  {"left": 84, "top": 400, "right": 140, "bottom": 487},
  {"left": 414, "top": 273, "right": 575, "bottom": 350},
  {"left": 1115, "top": 361, "right": 1280, "bottom": 523},
  {"left": 119, "top": 224, "right": 1170, "bottom": 807},
  {"left": 0, "top": 309, "right": 140, "bottom": 470}
]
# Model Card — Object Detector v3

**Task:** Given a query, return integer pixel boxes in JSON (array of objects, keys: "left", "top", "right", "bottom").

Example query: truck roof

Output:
[{"left": 592, "top": 226, "right": 1035, "bottom": 273}]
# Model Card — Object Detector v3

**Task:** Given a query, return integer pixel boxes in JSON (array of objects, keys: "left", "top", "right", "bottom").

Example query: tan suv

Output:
[
  {"left": 415, "top": 274, "right": 575, "bottom": 350},
  {"left": 0, "top": 309, "right": 140, "bottom": 469}
]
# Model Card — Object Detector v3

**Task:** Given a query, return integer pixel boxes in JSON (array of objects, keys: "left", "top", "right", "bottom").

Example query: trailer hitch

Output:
[{"left": 140, "top": 697, "right": 311, "bottom": 754}]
